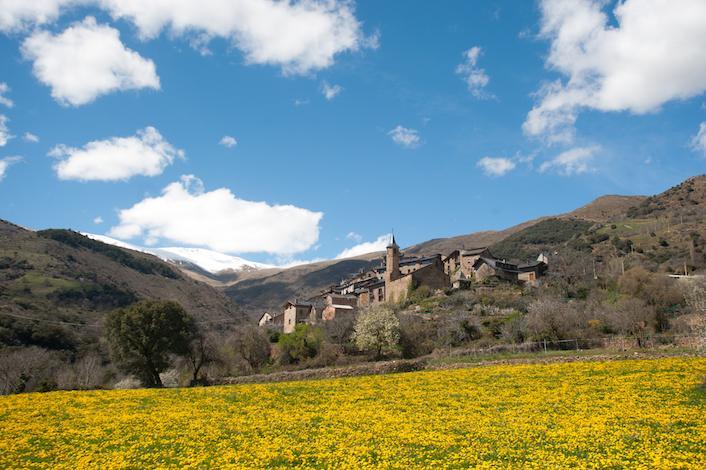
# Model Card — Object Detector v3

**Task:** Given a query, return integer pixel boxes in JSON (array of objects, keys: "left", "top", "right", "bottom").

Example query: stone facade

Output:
[
  {"left": 281, "top": 301, "right": 316, "bottom": 334},
  {"left": 321, "top": 294, "right": 358, "bottom": 321},
  {"left": 384, "top": 237, "right": 449, "bottom": 303}
]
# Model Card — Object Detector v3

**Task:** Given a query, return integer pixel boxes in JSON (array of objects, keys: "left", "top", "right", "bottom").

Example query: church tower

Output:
[{"left": 385, "top": 234, "right": 401, "bottom": 283}]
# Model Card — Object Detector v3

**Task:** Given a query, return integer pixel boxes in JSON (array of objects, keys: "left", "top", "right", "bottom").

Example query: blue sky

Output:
[{"left": 1, "top": 0, "right": 705, "bottom": 265}]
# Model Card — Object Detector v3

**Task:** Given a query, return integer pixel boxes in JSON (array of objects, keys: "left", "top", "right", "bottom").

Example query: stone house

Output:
[
  {"left": 443, "top": 247, "right": 488, "bottom": 278},
  {"left": 321, "top": 293, "right": 358, "bottom": 321},
  {"left": 257, "top": 312, "right": 273, "bottom": 327},
  {"left": 473, "top": 254, "right": 547, "bottom": 285},
  {"left": 280, "top": 300, "right": 317, "bottom": 334}
]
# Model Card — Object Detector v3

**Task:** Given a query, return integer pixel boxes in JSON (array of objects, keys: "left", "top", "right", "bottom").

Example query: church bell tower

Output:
[{"left": 385, "top": 234, "right": 401, "bottom": 283}]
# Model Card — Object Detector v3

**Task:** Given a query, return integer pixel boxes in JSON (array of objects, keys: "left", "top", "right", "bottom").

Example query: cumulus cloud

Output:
[
  {"left": 50, "top": 126, "right": 183, "bottom": 181},
  {"left": 220, "top": 135, "right": 237, "bottom": 148},
  {"left": 456, "top": 46, "right": 491, "bottom": 98},
  {"left": 388, "top": 125, "right": 421, "bottom": 149},
  {"left": 321, "top": 81, "right": 343, "bottom": 100},
  {"left": 109, "top": 175, "right": 323, "bottom": 255},
  {"left": 538, "top": 145, "right": 600, "bottom": 175},
  {"left": 0, "top": 83, "right": 13, "bottom": 108},
  {"left": 0, "top": 0, "right": 77, "bottom": 32},
  {"left": 93, "top": 216, "right": 103, "bottom": 224},
  {"left": 336, "top": 233, "right": 391, "bottom": 259},
  {"left": 477, "top": 157, "right": 516, "bottom": 177},
  {"left": 691, "top": 122, "right": 706, "bottom": 157},
  {"left": 525, "top": 0, "right": 706, "bottom": 143},
  {"left": 0, "top": 156, "right": 21, "bottom": 181},
  {"left": 21, "top": 17, "right": 160, "bottom": 106},
  {"left": 0, "top": 115, "right": 10, "bottom": 147},
  {"left": 23, "top": 132, "right": 39, "bottom": 143},
  {"left": 2, "top": 0, "right": 370, "bottom": 75}
]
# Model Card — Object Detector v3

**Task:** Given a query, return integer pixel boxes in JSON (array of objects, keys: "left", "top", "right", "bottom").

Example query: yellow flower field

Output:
[{"left": 1, "top": 357, "right": 705, "bottom": 468}]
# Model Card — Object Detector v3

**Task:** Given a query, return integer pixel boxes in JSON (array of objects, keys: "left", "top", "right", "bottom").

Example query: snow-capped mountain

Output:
[{"left": 83, "top": 233, "right": 274, "bottom": 274}]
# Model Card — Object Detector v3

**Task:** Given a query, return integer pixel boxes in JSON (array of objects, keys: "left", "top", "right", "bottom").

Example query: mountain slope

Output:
[
  {"left": 224, "top": 256, "right": 381, "bottom": 316},
  {"left": 84, "top": 233, "right": 273, "bottom": 274},
  {"left": 0, "top": 221, "right": 244, "bottom": 334}
]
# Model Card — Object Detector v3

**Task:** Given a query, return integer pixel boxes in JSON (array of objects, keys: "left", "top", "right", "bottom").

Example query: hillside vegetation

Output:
[{"left": 0, "top": 221, "right": 244, "bottom": 387}]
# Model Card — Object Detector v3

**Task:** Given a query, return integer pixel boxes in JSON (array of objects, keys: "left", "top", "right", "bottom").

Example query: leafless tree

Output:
[{"left": 0, "top": 347, "right": 61, "bottom": 394}]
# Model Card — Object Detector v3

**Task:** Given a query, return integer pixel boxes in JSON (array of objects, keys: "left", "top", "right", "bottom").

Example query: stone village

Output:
[{"left": 259, "top": 236, "right": 548, "bottom": 333}]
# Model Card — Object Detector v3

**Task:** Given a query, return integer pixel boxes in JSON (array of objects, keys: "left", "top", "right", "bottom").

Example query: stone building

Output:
[
  {"left": 321, "top": 293, "right": 358, "bottom": 321},
  {"left": 257, "top": 312, "right": 273, "bottom": 327},
  {"left": 473, "top": 254, "right": 547, "bottom": 286},
  {"left": 383, "top": 236, "right": 449, "bottom": 303},
  {"left": 277, "top": 300, "right": 317, "bottom": 334},
  {"left": 443, "top": 247, "right": 488, "bottom": 278}
]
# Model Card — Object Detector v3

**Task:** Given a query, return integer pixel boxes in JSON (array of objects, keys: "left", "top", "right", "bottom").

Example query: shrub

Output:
[
  {"left": 277, "top": 324, "right": 324, "bottom": 365},
  {"left": 526, "top": 297, "right": 582, "bottom": 341},
  {"left": 398, "top": 314, "right": 437, "bottom": 359}
]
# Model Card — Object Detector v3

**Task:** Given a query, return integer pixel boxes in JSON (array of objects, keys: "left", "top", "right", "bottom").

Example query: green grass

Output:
[{"left": 8, "top": 273, "right": 81, "bottom": 296}]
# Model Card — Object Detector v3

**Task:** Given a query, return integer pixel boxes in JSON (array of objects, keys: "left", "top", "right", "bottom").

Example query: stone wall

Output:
[{"left": 386, "top": 275, "right": 413, "bottom": 303}]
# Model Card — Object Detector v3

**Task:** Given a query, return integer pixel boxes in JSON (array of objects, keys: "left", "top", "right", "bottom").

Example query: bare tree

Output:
[
  {"left": 608, "top": 298, "right": 656, "bottom": 348},
  {"left": 185, "top": 333, "right": 217, "bottom": 385},
  {"left": 0, "top": 347, "right": 61, "bottom": 395}
]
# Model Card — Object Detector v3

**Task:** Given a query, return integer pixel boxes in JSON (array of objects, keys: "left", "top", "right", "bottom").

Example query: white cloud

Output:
[
  {"left": 336, "top": 233, "right": 391, "bottom": 259},
  {"left": 388, "top": 125, "right": 421, "bottom": 149},
  {"left": 0, "top": 156, "right": 21, "bottom": 181},
  {"left": 456, "top": 46, "right": 491, "bottom": 98},
  {"left": 0, "top": 83, "right": 13, "bottom": 108},
  {"left": 23, "top": 132, "right": 39, "bottom": 143},
  {"left": 0, "top": 0, "right": 77, "bottom": 32},
  {"left": 109, "top": 175, "right": 323, "bottom": 255},
  {"left": 691, "top": 122, "right": 706, "bottom": 157},
  {"left": 103, "top": 0, "right": 369, "bottom": 74},
  {"left": 321, "top": 81, "right": 343, "bottom": 100},
  {"left": 346, "top": 231, "right": 362, "bottom": 243},
  {"left": 293, "top": 98, "right": 310, "bottom": 106},
  {"left": 220, "top": 135, "right": 237, "bottom": 148},
  {"left": 0, "top": 115, "right": 10, "bottom": 147},
  {"left": 477, "top": 157, "right": 516, "bottom": 177},
  {"left": 525, "top": 0, "right": 706, "bottom": 143},
  {"left": 50, "top": 126, "right": 183, "bottom": 181},
  {"left": 93, "top": 216, "right": 103, "bottom": 224},
  {"left": 539, "top": 145, "right": 600, "bottom": 175},
  {"left": 21, "top": 17, "right": 160, "bottom": 106},
  {"left": 3, "top": 1, "right": 370, "bottom": 75}
]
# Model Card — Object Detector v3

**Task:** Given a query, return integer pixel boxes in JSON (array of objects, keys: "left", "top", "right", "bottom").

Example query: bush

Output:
[
  {"left": 277, "top": 324, "right": 324, "bottom": 365},
  {"left": 526, "top": 297, "right": 583, "bottom": 341},
  {"left": 436, "top": 312, "right": 481, "bottom": 347},
  {"left": 500, "top": 312, "right": 528, "bottom": 344},
  {"left": 398, "top": 314, "right": 437, "bottom": 359},
  {"left": 407, "top": 285, "right": 432, "bottom": 305},
  {"left": 606, "top": 298, "right": 656, "bottom": 347}
]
